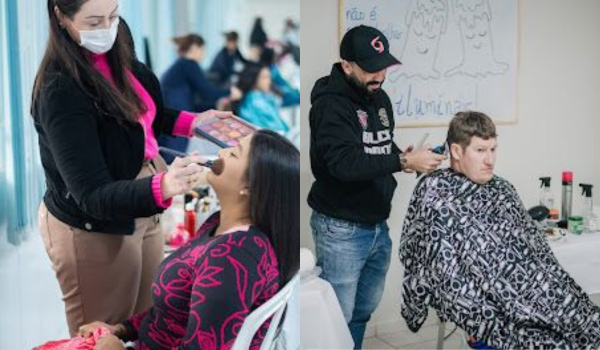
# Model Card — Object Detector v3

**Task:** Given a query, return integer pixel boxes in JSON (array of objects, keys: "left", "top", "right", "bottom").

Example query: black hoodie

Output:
[{"left": 308, "top": 63, "right": 403, "bottom": 224}]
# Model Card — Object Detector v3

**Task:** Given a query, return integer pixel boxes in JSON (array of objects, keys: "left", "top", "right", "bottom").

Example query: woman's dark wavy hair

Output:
[
  {"left": 232, "top": 63, "right": 268, "bottom": 113},
  {"left": 32, "top": 0, "right": 145, "bottom": 125},
  {"left": 247, "top": 130, "right": 299, "bottom": 285},
  {"left": 236, "top": 62, "right": 267, "bottom": 95}
]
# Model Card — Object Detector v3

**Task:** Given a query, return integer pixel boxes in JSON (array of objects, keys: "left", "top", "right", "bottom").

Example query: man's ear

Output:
[
  {"left": 340, "top": 60, "right": 352, "bottom": 75},
  {"left": 450, "top": 143, "right": 463, "bottom": 161}
]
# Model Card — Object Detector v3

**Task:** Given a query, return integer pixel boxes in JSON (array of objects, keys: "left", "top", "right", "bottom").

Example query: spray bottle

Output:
[
  {"left": 579, "top": 184, "right": 598, "bottom": 233},
  {"left": 539, "top": 177, "right": 558, "bottom": 220},
  {"left": 561, "top": 172, "right": 573, "bottom": 222}
]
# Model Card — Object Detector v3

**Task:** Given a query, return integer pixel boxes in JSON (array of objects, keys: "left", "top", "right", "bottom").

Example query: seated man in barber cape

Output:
[{"left": 400, "top": 111, "right": 600, "bottom": 350}]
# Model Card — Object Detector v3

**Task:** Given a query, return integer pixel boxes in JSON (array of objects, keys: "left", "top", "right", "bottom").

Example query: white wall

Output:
[{"left": 301, "top": 0, "right": 600, "bottom": 332}]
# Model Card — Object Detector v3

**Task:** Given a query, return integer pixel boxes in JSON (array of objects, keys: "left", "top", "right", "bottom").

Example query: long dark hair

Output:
[
  {"left": 259, "top": 47, "right": 276, "bottom": 66},
  {"left": 232, "top": 63, "right": 267, "bottom": 113},
  {"left": 32, "top": 0, "right": 145, "bottom": 125},
  {"left": 237, "top": 63, "right": 266, "bottom": 95},
  {"left": 247, "top": 130, "right": 299, "bottom": 285}
]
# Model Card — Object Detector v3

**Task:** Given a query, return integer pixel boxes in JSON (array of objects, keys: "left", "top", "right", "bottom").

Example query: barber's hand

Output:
[
  {"left": 94, "top": 334, "right": 125, "bottom": 350},
  {"left": 161, "top": 152, "right": 207, "bottom": 200},
  {"left": 191, "top": 110, "right": 234, "bottom": 133},
  {"left": 404, "top": 146, "right": 447, "bottom": 174},
  {"left": 402, "top": 145, "right": 415, "bottom": 173},
  {"left": 78, "top": 321, "right": 123, "bottom": 338}
]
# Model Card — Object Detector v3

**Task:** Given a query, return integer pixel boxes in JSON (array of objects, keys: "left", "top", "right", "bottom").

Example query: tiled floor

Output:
[{"left": 364, "top": 294, "right": 600, "bottom": 350}]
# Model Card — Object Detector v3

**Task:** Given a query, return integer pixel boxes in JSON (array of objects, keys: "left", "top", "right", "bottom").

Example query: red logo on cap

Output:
[{"left": 371, "top": 36, "right": 384, "bottom": 53}]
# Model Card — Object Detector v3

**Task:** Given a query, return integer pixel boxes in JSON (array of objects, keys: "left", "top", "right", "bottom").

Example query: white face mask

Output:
[{"left": 76, "top": 17, "right": 119, "bottom": 54}]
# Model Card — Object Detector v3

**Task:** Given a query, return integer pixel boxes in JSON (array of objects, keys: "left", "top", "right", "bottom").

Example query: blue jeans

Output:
[{"left": 310, "top": 211, "right": 392, "bottom": 349}]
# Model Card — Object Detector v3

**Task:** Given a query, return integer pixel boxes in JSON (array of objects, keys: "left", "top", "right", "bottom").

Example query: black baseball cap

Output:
[{"left": 340, "top": 25, "right": 401, "bottom": 73}]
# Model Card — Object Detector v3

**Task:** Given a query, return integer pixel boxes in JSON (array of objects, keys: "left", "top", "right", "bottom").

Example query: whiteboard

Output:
[{"left": 339, "top": 0, "right": 519, "bottom": 127}]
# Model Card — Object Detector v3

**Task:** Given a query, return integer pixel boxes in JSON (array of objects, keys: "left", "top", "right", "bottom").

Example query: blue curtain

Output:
[
  {"left": 0, "top": 0, "right": 8, "bottom": 234},
  {"left": 120, "top": 0, "right": 177, "bottom": 76},
  {"left": 152, "top": 0, "right": 177, "bottom": 76},
  {"left": 119, "top": 0, "right": 146, "bottom": 64},
  {"left": 4, "top": 0, "right": 26, "bottom": 244},
  {"left": 0, "top": 0, "right": 48, "bottom": 244},
  {"left": 18, "top": 0, "right": 48, "bottom": 239}
]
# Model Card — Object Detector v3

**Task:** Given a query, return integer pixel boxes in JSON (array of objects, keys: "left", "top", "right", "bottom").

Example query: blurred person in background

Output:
[
  {"left": 159, "top": 33, "right": 242, "bottom": 159},
  {"left": 282, "top": 18, "right": 299, "bottom": 65},
  {"left": 260, "top": 47, "right": 299, "bottom": 107},
  {"left": 249, "top": 17, "right": 268, "bottom": 61},
  {"left": 208, "top": 31, "right": 248, "bottom": 87},
  {"left": 235, "top": 63, "right": 289, "bottom": 133}
]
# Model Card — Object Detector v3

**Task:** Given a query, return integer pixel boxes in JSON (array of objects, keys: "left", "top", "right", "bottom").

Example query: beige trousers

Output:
[{"left": 39, "top": 158, "right": 167, "bottom": 336}]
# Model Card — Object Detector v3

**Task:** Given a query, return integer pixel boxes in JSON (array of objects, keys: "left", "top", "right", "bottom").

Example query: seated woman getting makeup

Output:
[{"left": 78, "top": 129, "right": 300, "bottom": 350}]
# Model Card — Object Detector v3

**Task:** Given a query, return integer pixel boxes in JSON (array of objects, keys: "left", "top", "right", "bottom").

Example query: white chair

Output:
[{"left": 231, "top": 275, "right": 299, "bottom": 350}]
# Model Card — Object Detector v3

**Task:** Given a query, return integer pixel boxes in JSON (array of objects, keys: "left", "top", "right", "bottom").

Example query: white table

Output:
[{"left": 550, "top": 232, "right": 600, "bottom": 294}]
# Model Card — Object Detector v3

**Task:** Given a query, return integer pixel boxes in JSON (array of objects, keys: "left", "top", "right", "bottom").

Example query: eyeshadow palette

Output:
[{"left": 193, "top": 114, "right": 258, "bottom": 148}]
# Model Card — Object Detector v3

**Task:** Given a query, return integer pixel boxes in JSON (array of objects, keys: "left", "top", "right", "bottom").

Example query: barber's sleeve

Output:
[
  {"left": 41, "top": 85, "right": 164, "bottom": 221},
  {"left": 316, "top": 100, "right": 402, "bottom": 182}
]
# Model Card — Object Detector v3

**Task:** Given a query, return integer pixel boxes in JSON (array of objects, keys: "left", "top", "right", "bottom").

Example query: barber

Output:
[{"left": 308, "top": 25, "right": 446, "bottom": 348}]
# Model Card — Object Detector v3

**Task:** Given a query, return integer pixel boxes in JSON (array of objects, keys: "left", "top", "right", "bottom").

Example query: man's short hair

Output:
[
  {"left": 447, "top": 111, "right": 498, "bottom": 149},
  {"left": 224, "top": 31, "right": 239, "bottom": 43}
]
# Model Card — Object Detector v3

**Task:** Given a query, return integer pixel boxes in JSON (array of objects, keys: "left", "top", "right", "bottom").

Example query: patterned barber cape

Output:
[{"left": 399, "top": 169, "right": 600, "bottom": 349}]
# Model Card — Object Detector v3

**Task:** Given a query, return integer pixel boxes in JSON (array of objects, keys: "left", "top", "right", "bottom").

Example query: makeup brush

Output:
[
  {"left": 203, "top": 159, "right": 224, "bottom": 175},
  {"left": 158, "top": 147, "right": 224, "bottom": 175}
]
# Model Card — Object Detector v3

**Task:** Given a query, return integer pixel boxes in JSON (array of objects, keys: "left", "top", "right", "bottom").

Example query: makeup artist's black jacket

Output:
[
  {"left": 33, "top": 60, "right": 181, "bottom": 235},
  {"left": 308, "top": 63, "right": 403, "bottom": 225}
]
